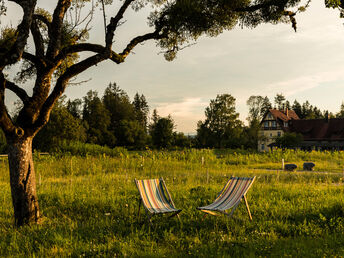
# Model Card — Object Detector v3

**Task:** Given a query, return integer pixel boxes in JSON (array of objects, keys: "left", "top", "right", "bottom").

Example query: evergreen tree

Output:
[
  {"left": 66, "top": 98, "right": 83, "bottom": 119},
  {"left": 285, "top": 100, "right": 291, "bottom": 110},
  {"left": 83, "top": 90, "right": 114, "bottom": 146},
  {"left": 102, "top": 83, "right": 135, "bottom": 126},
  {"left": 261, "top": 96, "right": 272, "bottom": 116},
  {"left": 149, "top": 109, "right": 160, "bottom": 133},
  {"left": 337, "top": 102, "right": 344, "bottom": 118},
  {"left": 292, "top": 100, "right": 302, "bottom": 118},
  {"left": 133, "top": 93, "right": 149, "bottom": 131},
  {"left": 274, "top": 93, "right": 286, "bottom": 110}
]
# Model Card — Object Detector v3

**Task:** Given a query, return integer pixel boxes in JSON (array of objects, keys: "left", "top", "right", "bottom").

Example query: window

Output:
[
  {"left": 278, "top": 132, "right": 281, "bottom": 137},
  {"left": 271, "top": 121, "right": 276, "bottom": 128},
  {"left": 284, "top": 122, "right": 288, "bottom": 127},
  {"left": 264, "top": 121, "right": 269, "bottom": 128},
  {"left": 261, "top": 144, "right": 265, "bottom": 150},
  {"left": 270, "top": 133, "right": 273, "bottom": 137}
]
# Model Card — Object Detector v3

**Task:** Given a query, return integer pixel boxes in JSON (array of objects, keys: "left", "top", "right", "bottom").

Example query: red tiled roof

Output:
[
  {"left": 289, "top": 118, "right": 344, "bottom": 141},
  {"left": 269, "top": 109, "right": 300, "bottom": 122}
]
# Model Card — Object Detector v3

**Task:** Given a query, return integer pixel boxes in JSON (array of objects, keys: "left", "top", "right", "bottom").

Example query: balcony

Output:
[{"left": 263, "top": 127, "right": 278, "bottom": 130}]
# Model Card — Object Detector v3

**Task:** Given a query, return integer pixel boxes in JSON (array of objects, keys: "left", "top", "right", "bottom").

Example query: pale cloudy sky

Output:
[{"left": 3, "top": 1, "right": 344, "bottom": 134}]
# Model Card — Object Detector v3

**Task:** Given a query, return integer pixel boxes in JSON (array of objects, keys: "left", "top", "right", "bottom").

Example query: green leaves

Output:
[
  {"left": 325, "top": 0, "right": 342, "bottom": 8},
  {"left": 0, "top": 27, "right": 17, "bottom": 52},
  {"left": 152, "top": 0, "right": 305, "bottom": 60}
]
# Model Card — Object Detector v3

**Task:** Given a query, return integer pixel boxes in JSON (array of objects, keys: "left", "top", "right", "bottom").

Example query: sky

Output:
[{"left": 2, "top": 1, "right": 344, "bottom": 134}]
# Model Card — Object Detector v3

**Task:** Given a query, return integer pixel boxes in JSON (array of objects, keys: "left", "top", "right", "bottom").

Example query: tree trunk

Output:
[{"left": 7, "top": 137, "right": 40, "bottom": 226}]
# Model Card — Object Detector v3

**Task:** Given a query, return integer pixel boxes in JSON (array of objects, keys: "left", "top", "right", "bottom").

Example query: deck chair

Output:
[
  {"left": 197, "top": 176, "right": 256, "bottom": 220},
  {"left": 135, "top": 178, "right": 182, "bottom": 223}
]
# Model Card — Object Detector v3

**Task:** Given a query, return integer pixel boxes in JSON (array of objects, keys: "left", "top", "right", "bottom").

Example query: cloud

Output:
[
  {"left": 263, "top": 67, "right": 344, "bottom": 97},
  {"left": 156, "top": 98, "right": 207, "bottom": 117},
  {"left": 154, "top": 98, "right": 208, "bottom": 132}
]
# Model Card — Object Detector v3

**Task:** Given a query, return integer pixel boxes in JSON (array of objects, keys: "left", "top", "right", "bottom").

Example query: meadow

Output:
[{"left": 1, "top": 148, "right": 344, "bottom": 257}]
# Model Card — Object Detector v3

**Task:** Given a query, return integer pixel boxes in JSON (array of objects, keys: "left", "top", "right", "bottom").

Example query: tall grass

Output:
[{"left": 1, "top": 149, "right": 344, "bottom": 256}]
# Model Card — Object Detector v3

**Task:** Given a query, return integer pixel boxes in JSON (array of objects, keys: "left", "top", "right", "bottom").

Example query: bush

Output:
[{"left": 48, "top": 140, "right": 128, "bottom": 157}]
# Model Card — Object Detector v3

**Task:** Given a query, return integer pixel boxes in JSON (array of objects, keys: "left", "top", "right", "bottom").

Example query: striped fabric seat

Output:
[
  {"left": 135, "top": 178, "right": 181, "bottom": 214},
  {"left": 197, "top": 176, "right": 256, "bottom": 219}
]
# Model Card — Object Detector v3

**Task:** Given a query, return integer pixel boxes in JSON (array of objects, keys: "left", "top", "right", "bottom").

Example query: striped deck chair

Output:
[
  {"left": 197, "top": 176, "right": 256, "bottom": 220},
  {"left": 135, "top": 178, "right": 182, "bottom": 222}
]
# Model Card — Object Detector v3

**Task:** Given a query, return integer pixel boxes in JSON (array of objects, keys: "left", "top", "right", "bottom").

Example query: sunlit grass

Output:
[{"left": 1, "top": 149, "right": 344, "bottom": 256}]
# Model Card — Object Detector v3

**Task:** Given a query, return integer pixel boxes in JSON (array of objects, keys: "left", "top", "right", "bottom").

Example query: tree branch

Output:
[
  {"left": 106, "top": 0, "right": 135, "bottom": 49},
  {"left": 30, "top": 17, "right": 45, "bottom": 57},
  {"left": 56, "top": 43, "right": 123, "bottom": 64},
  {"left": 22, "top": 52, "right": 45, "bottom": 69},
  {"left": 46, "top": 0, "right": 72, "bottom": 59},
  {"left": 0, "top": 73, "right": 18, "bottom": 136},
  {"left": 0, "top": 0, "right": 37, "bottom": 69},
  {"left": 33, "top": 53, "right": 106, "bottom": 130},
  {"left": 119, "top": 30, "right": 162, "bottom": 59},
  {"left": 33, "top": 14, "right": 51, "bottom": 30},
  {"left": 4, "top": 79, "right": 30, "bottom": 104}
]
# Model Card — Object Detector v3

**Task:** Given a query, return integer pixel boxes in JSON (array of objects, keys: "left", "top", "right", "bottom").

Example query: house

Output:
[
  {"left": 258, "top": 109, "right": 300, "bottom": 152},
  {"left": 288, "top": 117, "right": 344, "bottom": 151},
  {"left": 258, "top": 109, "right": 344, "bottom": 152}
]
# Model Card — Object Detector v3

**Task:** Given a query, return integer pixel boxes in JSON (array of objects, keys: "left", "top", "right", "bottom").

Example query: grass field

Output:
[{"left": 1, "top": 149, "right": 344, "bottom": 256}]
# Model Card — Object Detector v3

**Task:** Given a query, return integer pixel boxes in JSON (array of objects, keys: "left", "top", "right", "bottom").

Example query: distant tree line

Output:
[
  {"left": 27, "top": 82, "right": 194, "bottom": 151},
  {"left": 1, "top": 90, "right": 343, "bottom": 152}
]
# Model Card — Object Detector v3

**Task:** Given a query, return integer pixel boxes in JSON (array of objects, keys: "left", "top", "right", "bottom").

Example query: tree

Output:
[
  {"left": 275, "top": 132, "right": 303, "bottom": 149},
  {"left": 82, "top": 90, "right": 114, "bottom": 146},
  {"left": 66, "top": 98, "right": 83, "bottom": 119},
  {"left": 274, "top": 93, "right": 286, "bottom": 110},
  {"left": 102, "top": 83, "right": 135, "bottom": 143},
  {"left": 246, "top": 95, "right": 267, "bottom": 124},
  {"left": 116, "top": 120, "right": 147, "bottom": 149},
  {"left": 292, "top": 100, "right": 302, "bottom": 118},
  {"left": 173, "top": 132, "right": 192, "bottom": 148},
  {"left": 197, "top": 94, "right": 242, "bottom": 148},
  {"left": 285, "top": 100, "right": 291, "bottom": 110},
  {"left": 196, "top": 120, "right": 215, "bottom": 148},
  {"left": 300, "top": 100, "right": 324, "bottom": 119},
  {"left": 0, "top": 0, "right": 308, "bottom": 226},
  {"left": 246, "top": 95, "right": 273, "bottom": 149},
  {"left": 336, "top": 102, "right": 344, "bottom": 118},
  {"left": 151, "top": 116, "right": 175, "bottom": 149},
  {"left": 133, "top": 93, "right": 149, "bottom": 131},
  {"left": 150, "top": 108, "right": 159, "bottom": 125},
  {"left": 261, "top": 96, "right": 272, "bottom": 116},
  {"left": 34, "top": 97, "right": 86, "bottom": 151}
]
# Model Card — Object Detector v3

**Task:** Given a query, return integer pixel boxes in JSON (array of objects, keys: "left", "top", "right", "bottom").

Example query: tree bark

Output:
[{"left": 7, "top": 137, "right": 40, "bottom": 226}]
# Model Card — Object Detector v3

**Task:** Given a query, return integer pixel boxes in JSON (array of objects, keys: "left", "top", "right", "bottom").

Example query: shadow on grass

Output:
[{"left": 2, "top": 191, "right": 344, "bottom": 256}]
